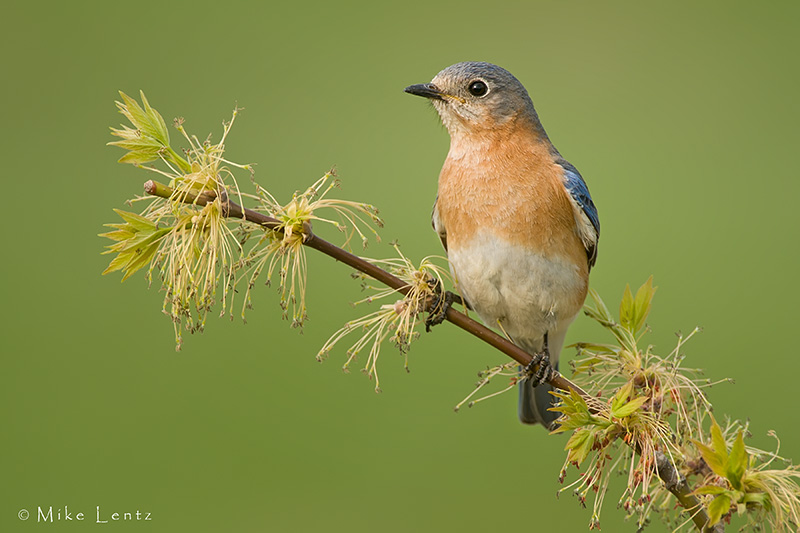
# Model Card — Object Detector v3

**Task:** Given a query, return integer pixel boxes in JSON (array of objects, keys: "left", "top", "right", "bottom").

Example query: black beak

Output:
[{"left": 404, "top": 83, "right": 445, "bottom": 100}]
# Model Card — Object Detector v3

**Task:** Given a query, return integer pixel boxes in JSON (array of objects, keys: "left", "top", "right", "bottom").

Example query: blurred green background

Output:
[{"left": 2, "top": 1, "right": 798, "bottom": 531}]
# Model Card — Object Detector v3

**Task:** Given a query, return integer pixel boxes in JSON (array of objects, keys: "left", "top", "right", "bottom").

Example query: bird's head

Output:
[{"left": 404, "top": 61, "right": 540, "bottom": 138}]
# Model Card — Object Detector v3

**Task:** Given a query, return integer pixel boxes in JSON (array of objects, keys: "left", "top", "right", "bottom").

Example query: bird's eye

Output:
[{"left": 468, "top": 80, "right": 488, "bottom": 97}]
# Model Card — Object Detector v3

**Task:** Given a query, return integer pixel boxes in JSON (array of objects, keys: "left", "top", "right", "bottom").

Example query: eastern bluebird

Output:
[{"left": 405, "top": 62, "right": 599, "bottom": 429}]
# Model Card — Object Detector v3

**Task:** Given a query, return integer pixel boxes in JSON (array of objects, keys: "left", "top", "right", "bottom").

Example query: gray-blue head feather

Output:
[{"left": 405, "top": 61, "right": 545, "bottom": 136}]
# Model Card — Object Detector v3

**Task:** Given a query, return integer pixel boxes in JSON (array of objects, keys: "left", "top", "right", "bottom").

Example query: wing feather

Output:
[
  {"left": 556, "top": 159, "right": 599, "bottom": 268},
  {"left": 431, "top": 196, "right": 447, "bottom": 251}
]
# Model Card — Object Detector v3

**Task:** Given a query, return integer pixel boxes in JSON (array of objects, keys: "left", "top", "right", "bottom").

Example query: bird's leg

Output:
[
  {"left": 424, "top": 278, "right": 462, "bottom": 332},
  {"left": 522, "top": 332, "right": 554, "bottom": 387}
]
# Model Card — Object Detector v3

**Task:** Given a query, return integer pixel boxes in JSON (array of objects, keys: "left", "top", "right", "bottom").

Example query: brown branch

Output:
[
  {"left": 655, "top": 452, "right": 723, "bottom": 532},
  {"left": 143, "top": 179, "right": 719, "bottom": 532}
]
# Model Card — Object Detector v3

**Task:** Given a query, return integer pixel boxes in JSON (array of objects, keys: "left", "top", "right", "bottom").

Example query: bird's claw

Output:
[
  {"left": 425, "top": 280, "right": 456, "bottom": 332},
  {"left": 523, "top": 350, "right": 555, "bottom": 387}
]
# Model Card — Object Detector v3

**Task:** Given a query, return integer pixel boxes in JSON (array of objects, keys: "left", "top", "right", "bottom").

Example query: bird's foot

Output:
[
  {"left": 523, "top": 350, "right": 555, "bottom": 387},
  {"left": 425, "top": 279, "right": 458, "bottom": 332}
]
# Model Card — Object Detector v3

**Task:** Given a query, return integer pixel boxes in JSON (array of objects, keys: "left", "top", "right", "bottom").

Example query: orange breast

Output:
[{"left": 437, "top": 126, "right": 588, "bottom": 276}]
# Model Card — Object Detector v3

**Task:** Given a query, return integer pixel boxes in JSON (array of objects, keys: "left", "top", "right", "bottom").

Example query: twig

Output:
[
  {"left": 143, "top": 179, "right": 719, "bottom": 532},
  {"left": 655, "top": 452, "right": 722, "bottom": 532}
]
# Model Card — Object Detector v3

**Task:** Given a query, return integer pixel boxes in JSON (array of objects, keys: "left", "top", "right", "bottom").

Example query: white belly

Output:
[{"left": 448, "top": 231, "right": 585, "bottom": 359}]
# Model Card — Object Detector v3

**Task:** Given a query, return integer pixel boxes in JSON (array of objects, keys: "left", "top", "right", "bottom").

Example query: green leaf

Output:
[
  {"left": 726, "top": 430, "right": 748, "bottom": 491},
  {"left": 694, "top": 441, "right": 727, "bottom": 479},
  {"left": 707, "top": 493, "right": 732, "bottom": 525},
  {"left": 113, "top": 209, "right": 156, "bottom": 232},
  {"left": 121, "top": 242, "right": 160, "bottom": 281},
  {"left": 565, "top": 428, "right": 595, "bottom": 466},
  {"left": 550, "top": 388, "right": 615, "bottom": 432},
  {"left": 118, "top": 91, "right": 163, "bottom": 142},
  {"left": 587, "top": 288, "right": 612, "bottom": 322},
  {"left": 632, "top": 276, "right": 656, "bottom": 333},
  {"left": 549, "top": 388, "right": 593, "bottom": 433},
  {"left": 571, "top": 357, "right": 603, "bottom": 374},
  {"left": 570, "top": 342, "right": 620, "bottom": 355},
  {"left": 693, "top": 485, "right": 729, "bottom": 496},
  {"left": 101, "top": 252, "right": 131, "bottom": 275},
  {"left": 100, "top": 211, "right": 170, "bottom": 281},
  {"left": 583, "top": 306, "right": 615, "bottom": 329},
  {"left": 108, "top": 124, "right": 137, "bottom": 139},
  {"left": 107, "top": 127, "right": 161, "bottom": 145},
  {"left": 612, "top": 396, "right": 648, "bottom": 418},
  {"left": 619, "top": 284, "right": 635, "bottom": 331},
  {"left": 742, "top": 492, "right": 768, "bottom": 506},
  {"left": 117, "top": 231, "right": 166, "bottom": 255},
  {"left": 139, "top": 90, "right": 170, "bottom": 145},
  {"left": 98, "top": 229, "right": 135, "bottom": 242},
  {"left": 111, "top": 92, "right": 179, "bottom": 168},
  {"left": 710, "top": 416, "right": 729, "bottom": 466},
  {"left": 611, "top": 381, "right": 634, "bottom": 413},
  {"left": 117, "top": 151, "right": 160, "bottom": 166},
  {"left": 107, "top": 137, "right": 163, "bottom": 152}
]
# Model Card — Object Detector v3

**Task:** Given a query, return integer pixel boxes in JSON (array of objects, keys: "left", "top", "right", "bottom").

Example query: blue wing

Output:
[{"left": 556, "top": 159, "right": 599, "bottom": 268}]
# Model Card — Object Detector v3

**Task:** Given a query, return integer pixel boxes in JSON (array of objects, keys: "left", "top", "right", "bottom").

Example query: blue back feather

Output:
[{"left": 556, "top": 159, "right": 599, "bottom": 267}]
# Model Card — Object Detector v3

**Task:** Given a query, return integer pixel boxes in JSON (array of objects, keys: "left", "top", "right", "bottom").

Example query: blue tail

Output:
[{"left": 518, "top": 361, "right": 560, "bottom": 429}]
